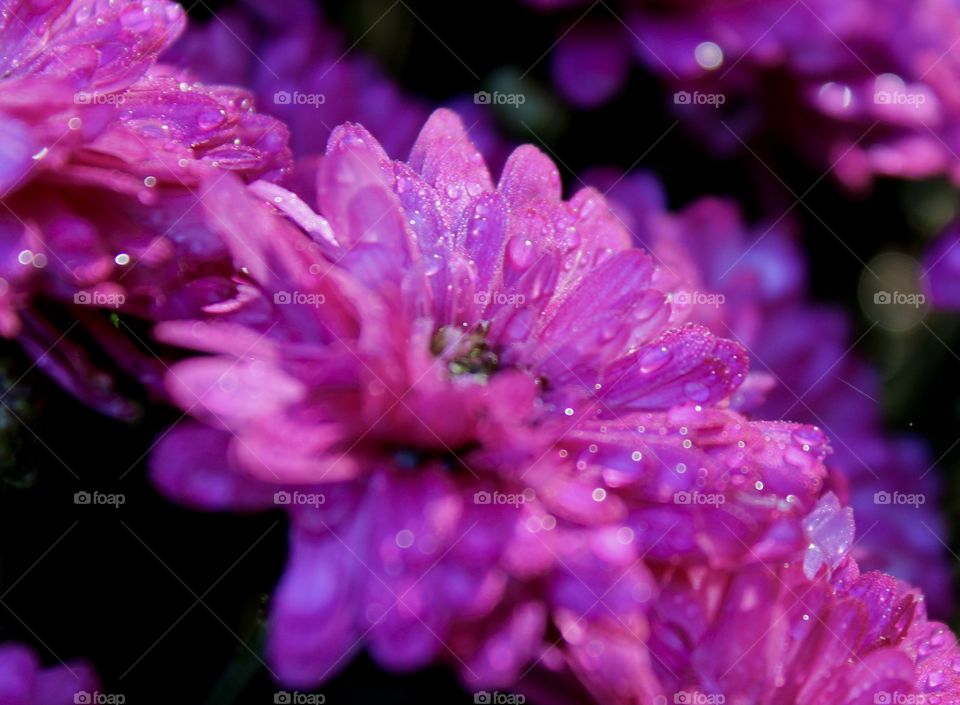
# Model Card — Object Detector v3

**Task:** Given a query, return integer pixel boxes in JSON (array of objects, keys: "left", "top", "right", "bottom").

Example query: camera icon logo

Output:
[
  {"left": 274, "top": 91, "right": 292, "bottom": 105},
  {"left": 74, "top": 491, "right": 91, "bottom": 505},
  {"left": 673, "top": 491, "right": 691, "bottom": 505},
  {"left": 474, "top": 693, "right": 492, "bottom": 704},
  {"left": 674, "top": 90, "right": 692, "bottom": 104},
  {"left": 474, "top": 91, "right": 491, "bottom": 105},
  {"left": 874, "top": 491, "right": 892, "bottom": 505},
  {"left": 874, "top": 290, "right": 892, "bottom": 304},
  {"left": 474, "top": 491, "right": 492, "bottom": 505},
  {"left": 274, "top": 291, "right": 291, "bottom": 304},
  {"left": 274, "top": 491, "right": 291, "bottom": 505}
]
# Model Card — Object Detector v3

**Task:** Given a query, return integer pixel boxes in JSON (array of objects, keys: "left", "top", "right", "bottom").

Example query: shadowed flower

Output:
[
  {"left": 0, "top": 642, "right": 99, "bottom": 705},
  {"left": 527, "top": 0, "right": 960, "bottom": 189},
  {"left": 165, "top": 0, "right": 510, "bottom": 184},
  {"left": 149, "top": 109, "right": 835, "bottom": 688},
  {"left": 166, "top": 0, "right": 429, "bottom": 161},
  {"left": 0, "top": 0, "right": 292, "bottom": 415}
]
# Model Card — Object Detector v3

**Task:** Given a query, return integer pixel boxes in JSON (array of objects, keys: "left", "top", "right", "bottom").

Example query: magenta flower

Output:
[
  {"left": 0, "top": 642, "right": 98, "bottom": 705},
  {"left": 594, "top": 169, "right": 953, "bottom": 614},
  {"left": 148, "top": 109, "right": 836, "bottom": 688},
  {"left": 0, "top": 0, "right": 292, "bottom": 415}
]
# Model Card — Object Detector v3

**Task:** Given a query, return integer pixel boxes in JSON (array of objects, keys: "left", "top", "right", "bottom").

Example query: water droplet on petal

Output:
[
  {"left": 395, "top": 529, "right": 414, "bottom": 548},
  {"left": 507, "top": 236, "right": 536, "bottom": 270},
  {"left": 639, "top": 346, "right": 671, "bottom": 374},
  {"left": 695, "top": 41, "right": 724, "bottom": 70},
  {"left": 198, "top": 109, "right": 226, "bottom": 131},
  {"left": 683, "top": 381, "right": 710, "bottom": 403}
]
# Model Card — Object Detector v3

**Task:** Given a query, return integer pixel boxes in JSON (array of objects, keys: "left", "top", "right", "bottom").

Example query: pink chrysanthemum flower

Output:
[
  {"left": 0, "top": 642, "right": 98, "bottom": 705},
  {"left": 149, "top": 109, "right": 835, "bottom": 688},
  {"left": 0, "top": 0, "right": 292, "bottom": 414}
]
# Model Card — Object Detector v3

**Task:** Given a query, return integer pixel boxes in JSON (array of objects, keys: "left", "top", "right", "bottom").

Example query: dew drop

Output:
[
  {"left": 395, "top": 529, "right": 414, "bottom": 548},
  {"left": 639, "top": 346, "right": 670, "bottom": 374},
  {"left": 695, "top": 41, "right": 724, "bottom": 70},
  {"left": 198, "top": 109, "right": 226, "bottom": 131},
  {"left": 507, "top": 236, "right": 536, "bottom": 270},
  {"left": 683, "top": 381, "right": 710, "bottom": 403}
]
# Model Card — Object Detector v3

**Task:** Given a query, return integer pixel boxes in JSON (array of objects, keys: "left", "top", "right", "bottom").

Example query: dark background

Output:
[{"left": 2, "top": 1, "right": 959, "bottom": 702}]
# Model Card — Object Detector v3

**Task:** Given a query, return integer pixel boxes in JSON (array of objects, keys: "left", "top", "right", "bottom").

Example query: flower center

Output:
[{"left": 430, "top": 322, "right": 499, "bottom": 382}]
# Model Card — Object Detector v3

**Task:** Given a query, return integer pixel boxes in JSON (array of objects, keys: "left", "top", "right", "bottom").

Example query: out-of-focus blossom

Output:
[
  {"left": 167, "top": 0, "right": 512, "bottom": 179},
  {"left": 527, "top": 0, "right": 960, "bottom": 189},
  {"left": 0, "top": 642, "right": 99, "bottom": 705},
  {"left": 149, "top": 109, "right": 834, "bottom": 688},
  {"left": 594, "top": 169, "right": 953, "bottom": 614},
  {"left": 923, "top": 221, "right": 960, "bottom": 309},
  {"left": 167, "top": 0, "right": 428, "bottom": 161},
  {"left": 0, "top": 0, "right": 292, "bottom": 415}
]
